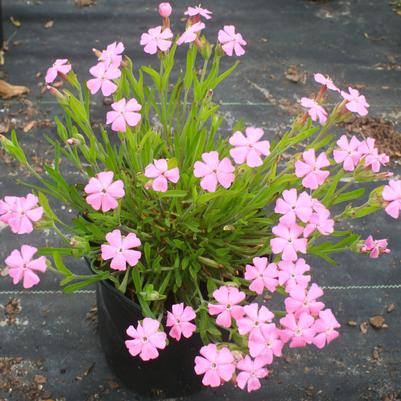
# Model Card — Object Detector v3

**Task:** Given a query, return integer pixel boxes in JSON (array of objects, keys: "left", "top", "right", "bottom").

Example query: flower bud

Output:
[{"left": 159, "top": 2, "right": 172, "bottom": 18}]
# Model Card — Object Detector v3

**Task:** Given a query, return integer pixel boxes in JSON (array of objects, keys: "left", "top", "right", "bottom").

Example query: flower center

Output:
[{"left": 211, "top": 362, "right": 217, "bottom": 369}]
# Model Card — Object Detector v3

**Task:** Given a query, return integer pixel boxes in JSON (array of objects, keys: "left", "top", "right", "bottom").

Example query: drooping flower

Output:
[
  {"left": 166, "top": 303, "right": 197, "bottom": 341},
  {"left": 106, "top": 98, "right": 142, "bottom": 132},
  {"left": 300, "top": 97, "right": 328, "bottom": 125},
  {"left": 177, "top": 22, "right": 205, "bottom": 45},
  {"left": 194, "top": 151, "right": 235, "bottom": 193},
  {"left": 270, "top": 223, "right": 307, "bottom": 261},
  {"left": 248, "top": 323, "right": 284, "bottom": 363},
  {"left": 125, "top": 318, "right": 167, "bottom": 361},
  {"left": 208, "top": 286, "right": 245, "bottom": 328},
  {"left": 274, "top": 189, "right": 313, "bottom": 225},
  {"left": 236, "top": 355, "right": 269, "bottom": 393},
  {"left": 303, "top": 208, "right": 335, "bottom": 238},
  {"left": 236, "top": 303, "right": 274, "bottom": 336},
  {"left": 229, "top": 127, "right": 270, "bottom": 168},
  {"left": 333, "top": 135, "right": 362, "bottom": 171},
  {"left": 194, "top": 344, "right": 235, "bottom": 387},
  {"left": 0, "top": 194, "right": 43, "bottom": 234},
  {"left": 144, "top": 159, "right": 180, "bottom": 192},
  {"left": 244, "top": 257, "right": 278, "bottom": 294},
  {"left": 101, "top": 229, "right": 141, "bottom": 271},
  {"left": 382, "top": 180, "right": 401, "bottom": 219},
  {"left": 285, "top": 283, "right": 325, "bottom": 317},
  {"left": 159, "top": 2, "right": 172, "bottom": 18},
  {"left": 98, "top": 41, "right": 125, "bottom": 67},
  {"left": 84, "top": 171, "right": 125, "bottom": 212},
  {"left": 218, "top": 25, "right": 247, "bottom": 57},
  {"left": 341, "top": 87, "right": 369, "bottom": 116},
  {"left": 140, "top": 26, "right": 173, "bottom": 54},
  {"left": 45, "top": 59, "right": 72, "bottom": 84},
  {"left": 87, "top": 62, "right": 121, "bottom": 96},
  {"left": 360, "top": 235, "right": 390, "bottom": 258},
  {"left": 277, "top": 259, "right": 311, "bottom": 292},
  {"left": 314, "top": 73, "right": 339, "bottom": 92},
  {"left": 5, "top": 245, "right": 47, "bottom": 289},
  {"left": 184, "top": 5, "right": 212, "bottom": 20},
  {"left": 295, "top": 149, "right": 330, "bottom": 190},
  {"left": 358, "top": 137, "right": 389, "bottom": 173},
  {"left": 312, "top": 309, "right": 341, "bottom": 349},
  {"left": 280, "top": 312, "right": 316, "bottom": 348}
]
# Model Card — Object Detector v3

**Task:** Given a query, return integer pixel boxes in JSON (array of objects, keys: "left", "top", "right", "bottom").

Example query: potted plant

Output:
[{"left": 1, "top": 2, "right": 399, "bottom": 397}]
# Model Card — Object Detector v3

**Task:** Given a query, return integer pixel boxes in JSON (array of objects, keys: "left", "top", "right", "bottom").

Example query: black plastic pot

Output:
[{"left": 95, "top": 274, "right": 204, "bottom": 398}]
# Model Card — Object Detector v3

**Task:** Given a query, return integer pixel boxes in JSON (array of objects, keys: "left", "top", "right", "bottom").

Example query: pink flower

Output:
[
  {"left": 194, "top": 344, "right": 235, "bottom": 387},
  {"left": 300, "top": 97, "right": 328, "bottom": 125},
  {"left": 333, "top": 135, "right": 362, "bottom": 171},
  {"left": 0, "top": 194, "right": 43, "bottom": 234},
  {"left": 248, "top": 323, "right": 283, "bottom": 363},
  {"left": 314, "top": 73, "right": 339, "bottom": 92},
  {"left": 184, "top": 5, "right": 212, "bottom": 20},
  {"left": 270, "top": 223, "right": 307, "bottom": 261},
  {"left": 303, "top": 208, "right": 334, "bottom": 238},
  {"left": 280, "top": 312, "right": 316, "bottom": 347},
  {"left": 125, "top": 318, "right": 167, "bottom": 361},
  {"left": 295, "top": 149, "right": 330, "bottom": 190},
  {"left": 285, "top": 283, "right": 325, "bottom": 317},
  {"left": 277, "top": 259, "right": 311, "bottom": 292},
  {"left": 360, "top": 235, "right": 390, "bottom": 258},
  {"left": 382, "top": 180, "right": 401, "bottom": 219},
  {"left": 106, "top": 98, "right": 142, "bottom": 132},
  {"left": 244, "top": 257, "right": 278, "bottom": 294},
  {"left": 87, "top": 62, "right": 121, "bottom": 96},
  {"left": 84, "top": 171, "right": 125, "bottom": 212},
  {"left": 5, "top": 245, "right": 47, "bottom": 289},
  {"left": 166, "top": 303, "right": 196, "bottom": 341},
  {"left": 229, "top": 127, "right": 270, "bottom": 168},
  {"left": 208, "top": 286, "right": 245, "bottom": 328},
  {"left": 98, "top": 41, "right": 125, "bottom": 67},
  {"left": 177, "top": 22, "right": 205, "bottom": 45},
  {"left": 312, "top": 309, "right": 340, "bottom": 349},
  {"left": 236, "top": 303, "right": 274, "bottom": 336},
  {"left": 194, "top": 151, "right": 235, "bottom": 192},
  {"left": 341, "top": 87, "right": 369, "bottom": 116},
  {"left": 101, "top": 229, "right": 141, "bottom": 271},
  {"left": 359, "top": 138, "right": 389, "bottom": 173},
  {"left": 45, "top": 59, "right": 71, "bottom": 84},
  {"left": 274, "top": 189, "right": 313, "bottom": 225},
  {"left": 236, "top": 355, "right": 269, "bottom": 393},
  {"left": 140, "top": 26, "right": 173, "bottom": 54},
  {"left": 218, "top": 25, "right": 247, "bottom": 57},
  {"left": 144, "top": 159, "right": 180, "bottom": 192},
  {"left": 159, "top": 2, "right": 172, "bottom": 18}
]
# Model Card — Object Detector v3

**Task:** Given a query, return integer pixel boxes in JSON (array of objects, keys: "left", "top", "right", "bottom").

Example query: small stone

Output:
[
  {"left": 360, "top": 322, "right": 369, "bottom": 334},
  {"left": 386, "top": 303, "right": 396, "bottom": 313},
  {"left": 347, "top": 320, "right": 357, "bottom": 327},
  {"left": 369, "top": 315, "right": 385, "bottom": 329}
]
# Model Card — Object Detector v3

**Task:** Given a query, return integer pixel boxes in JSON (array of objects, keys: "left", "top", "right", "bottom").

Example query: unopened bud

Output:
[
  {"left": 66, "top": 138, "right": 80, "bottom": 146},
  {"left": 92, "top": 48, "right": 102, "bottom": 59},
  {"left": 47, "top": 85, "right": 66, "bottom": 101},
  {"left": 159, "top": 2, "right": 172, "bottom": 18}
]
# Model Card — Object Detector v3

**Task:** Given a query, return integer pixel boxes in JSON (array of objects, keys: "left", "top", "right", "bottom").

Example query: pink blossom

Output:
[
  {"left": 314, "top": 73, "right": 339, "bottom": 92},
  {"left": 125, "top": 318, "right": 167, "bottom": 361},
  {"left": 84, "top": 171, "right": 125, "bottom": 212},
  {"left": 45, "top": 59, "right": 71, "bottom": 84},
  {"left": 140, "top": 26, "right": 173, "bottom": 54},
  {"left": 166, "top": 303, "right": 196, "bottom": 341},
  {"left": 194, "top": 344, "right": 235, "bottom": 387},
  {"left": 229, "top": 127, "right": 270, "bottom": 167},
  {"left": 295, "top": 149, "right": 330, "bottom": 190},
  {"left": 274, "top": 189, "right": 313, "bottom": 225},
  {"left": 208, "top": 286, "right": 245, "bottom": 328},
  {"left": 300, "top": 97, "right": 328, "bottom": 125},
  {"left": 184, "top": 5, "right": 212, "bottom": 20},
  {"left": 303, "top": 209, "right": 334, "bottom": 238},
  {"left": 5, "top": 245, "right": 47, "bottom": 289},
  {"left": 248, "top": 323, "right": 283, "bottom": 363},
  {"left": 285, "top": 283, "right": 325, "bottom": 317},
  {"left": 382, "top": 180, "right": 401, "bottom": 219},
  {"left": 359, "top": 138, "right": 389, "bottom": 173},
  {"left": 106, "top": 98, "right": 142, "bottom": 132},
  {"left": 244, "top": 257, "right": 278, "bottom": 294},
  {"left": 270, "top": 223, "right": 307, "bottom": 261},
  {"left": 87, "top": 62, "right": 121, "bottom": 96},
  {"left": 0, "top": 194, "right": 43, "bottom": 234},
  {"left": 144, "top": 159, "right": 180, "bottom": 192},
  {"left": 177, "top": 22, "right": 205, "bottom": 45},
  {"left": 159, "top": 2, "right": 172, "bottom": 18},
  {"left": 236, "top": 303, "right": 274, "bottom": 336},
  {"left": 341, "top": 87, "right": 369, "bottom": 116},
  {"left": 193, "top": 151, "right": 235, "bottom": 192},
  {"left": 236, "top": 355, "right": 269, "bottom": 393},
  {"left": 218, "top": 25, "right": 247, "bottom": 57},
  {"left": 277, "top": 259, "right": 311, "bottom": 292},
  {"left": 98, "top": 42, "right": 125, "bottom": 67},
  {"left": 101, "top": 229, "right": 141, "bottom": 271},
  {"left": 312, "top": 309, "right": 341, "bottom": 349},
  {"left": 280, "top": 312, "right": 316, "bottom": 347},
  {"left": 360, "top": 235, "right": 390, "bottom": 258},
  {"left": 333, "top": 135, "right": 362, "bottom": 171}
]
